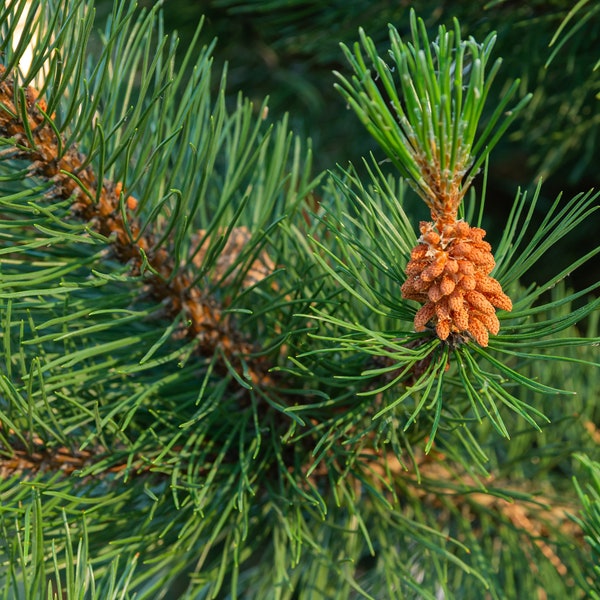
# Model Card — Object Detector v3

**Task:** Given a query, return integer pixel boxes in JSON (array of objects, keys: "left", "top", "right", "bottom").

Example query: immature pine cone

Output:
[{"left": 401, "top": 220, "right": 512, "bottom": 346}]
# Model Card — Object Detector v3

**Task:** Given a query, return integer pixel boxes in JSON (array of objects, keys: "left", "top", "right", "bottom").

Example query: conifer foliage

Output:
[
  {"left": 334, "top": 15, "right": 523, "bottom": 346},
  {"left": 0, "top": 1, "right": 599, "bottom": 598}
]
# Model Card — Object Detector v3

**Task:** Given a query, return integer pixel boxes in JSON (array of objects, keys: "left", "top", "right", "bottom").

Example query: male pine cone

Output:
[{"left": 401, "top": 220, "right": 512, "bottom": 347}]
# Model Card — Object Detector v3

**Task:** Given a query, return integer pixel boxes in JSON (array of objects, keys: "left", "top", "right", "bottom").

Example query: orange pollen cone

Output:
[{"left": 401, "top": 220, "right": 512, "bottom": 346}]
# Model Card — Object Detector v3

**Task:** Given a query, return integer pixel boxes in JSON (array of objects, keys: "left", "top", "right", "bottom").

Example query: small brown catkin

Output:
[{"left": 401, "top": 220, "right": 512, "bottom": 346}]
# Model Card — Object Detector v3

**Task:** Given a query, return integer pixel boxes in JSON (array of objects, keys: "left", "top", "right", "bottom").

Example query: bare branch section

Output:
[{"left": 0, "top": 65, "right": 272, "bottom": 374}]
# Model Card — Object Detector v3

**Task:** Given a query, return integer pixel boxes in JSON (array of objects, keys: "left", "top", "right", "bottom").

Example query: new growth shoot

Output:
[{"left": 335, "top": 10, "right": 532, "bottom": 346}]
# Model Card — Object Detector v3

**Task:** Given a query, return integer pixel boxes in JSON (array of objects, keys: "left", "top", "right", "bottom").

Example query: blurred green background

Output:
[{"left": 97, "top": 0, "right": 599, "bottom": 293}]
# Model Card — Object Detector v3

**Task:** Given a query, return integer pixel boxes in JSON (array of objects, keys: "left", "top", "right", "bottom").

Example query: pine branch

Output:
[
  {"left": 1, "top": 2, "right": 598, "bottom": 598},
  {"left": 570, "top": 454, "right": 600, "bottom": 596},
  {"left": 1, "top": 423, "right": 587, "bottom": 590},
  {"left": 0, "top": 64, "right": 283, "bottom": 390}
]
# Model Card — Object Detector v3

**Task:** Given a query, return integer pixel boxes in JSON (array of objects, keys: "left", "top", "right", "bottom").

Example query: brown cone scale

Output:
[{"left": 401, "top": 220, "right": 512, "bottom": 346}]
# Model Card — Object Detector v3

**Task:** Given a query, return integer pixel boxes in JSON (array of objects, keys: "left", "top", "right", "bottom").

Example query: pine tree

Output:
[{"left": 0, "top": 1, "right": 599, "bottom": 598}]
